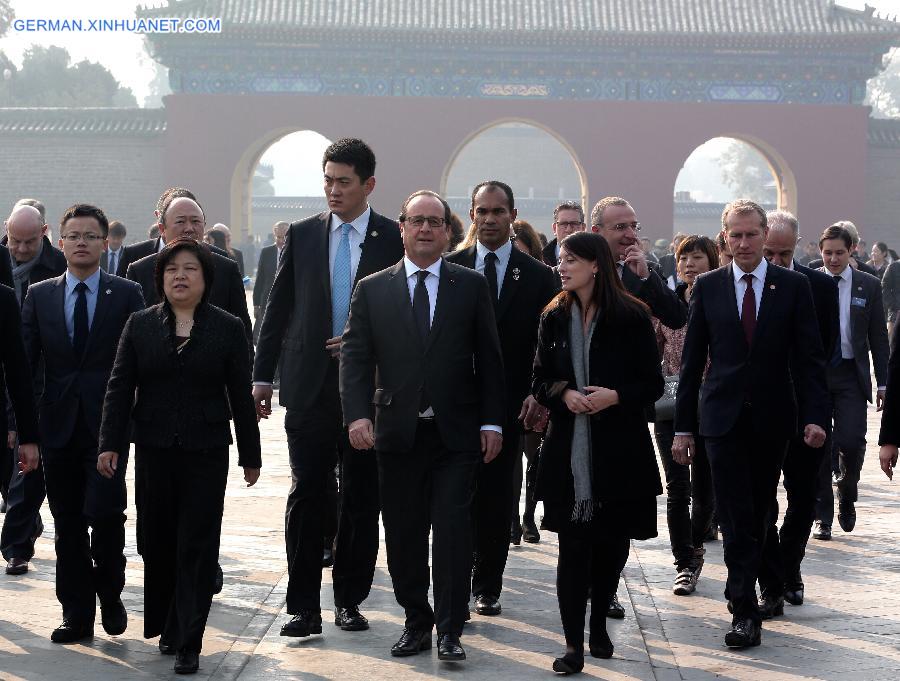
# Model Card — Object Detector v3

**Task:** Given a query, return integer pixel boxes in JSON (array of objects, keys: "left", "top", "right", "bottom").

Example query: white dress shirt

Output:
[
  {"left": 832, "top": 265, "right": 855, "bottom": 360},
  {"left": 475, "top": 238, "right": 512, "bottom": 297},
  {"left": 329, "top": 206, "right": 370, "bottom": 284},
  {"left": 733, "top": 258, "right": 767, "bottom": 320}
]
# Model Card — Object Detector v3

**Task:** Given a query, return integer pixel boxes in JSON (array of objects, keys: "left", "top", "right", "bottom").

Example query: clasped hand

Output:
[{"left": 563, "top": 387, "right": 618, "bottom": 415}]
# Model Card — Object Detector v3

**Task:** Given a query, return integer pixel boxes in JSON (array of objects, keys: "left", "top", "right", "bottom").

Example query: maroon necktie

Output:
[{"left": 741, "top": 273, "right": 756, "bottom": 346}]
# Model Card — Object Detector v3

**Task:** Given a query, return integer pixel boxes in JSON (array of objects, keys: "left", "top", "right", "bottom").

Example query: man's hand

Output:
[
  {"left": 622, "top": 244, "right": 650, "bottom": 279},
  {"left": 481, "top": 430, "right": 503, "bottom": 463},
  {"left": 877, "top": 388, "right": 886, "bottom": 411},
  {"left": 880, "top": 444, "right": 899, "bottom": 480},
  {"left": 325, "top": 335, "right": 342, "bottom": 358},
  {"left": 519, "top": 395, "right": 547, "bottom": 431},
  {"left": 244, "top": 467, "right": 261, "bottom": 487},
  {"left": 18, "top": 443, "right": 40, "bottom": 474},
  {"left": 7, "top": 430, "right": 16, "bottom": 449},
  {"left": 803, "top": 424, "right": 827, "bottom": 448},
  {"left": 348, "top": 418, "right": 375, "bottom": 450},
  {"left": 97, "top": 451, "right": 118, "bottom": 479},
  {"left": 672, "top": 434, "right": 694, "bottom": 466},
  {"left": 583, "top": 386, "right": 618, "bottom": 414},
  {"left": 253, "top": 384, "right": 273, "bottom": 421},
  {"left": 563, "top": 389, "right": 592, "bottom": 414}
]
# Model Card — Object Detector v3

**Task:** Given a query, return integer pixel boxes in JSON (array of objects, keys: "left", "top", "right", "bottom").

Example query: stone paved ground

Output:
[{"left": 1, "top": 383, "right": 898, "bottom": 680}]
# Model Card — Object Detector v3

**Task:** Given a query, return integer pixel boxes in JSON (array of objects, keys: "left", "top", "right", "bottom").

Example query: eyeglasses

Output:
[
  {"left": 556, "top": 221, "right": 584, "bottom": 229},
  {"left": 606, "top": 221, "right": 641, "bottom": 233},
  {"left": 61, "top": 233, "right": 104, "bottom": 243},
  {"left": 404, "top": 216, "right": 446, "bottom": 228}
]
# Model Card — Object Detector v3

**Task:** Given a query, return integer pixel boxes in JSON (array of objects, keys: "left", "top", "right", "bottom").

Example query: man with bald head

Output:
[
  {"left": 212, "top": 223, "right": 245, "bottom": 276},
  {"left": 757, "top": 210, "right": 838, "bottom": 615},
  {"left": 1, "top": 202, "right": 66, "bottom": 576}
]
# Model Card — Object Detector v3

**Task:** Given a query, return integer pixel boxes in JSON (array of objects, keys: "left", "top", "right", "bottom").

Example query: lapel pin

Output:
[
  {"left": 857, "top": 286, "right": 862, "bottom": 291},
  {"left": 769, "top": 284, "right": 775, "bottom": 289},
  {"left": 370, "top": 230, "right": 379, "bottom": 238},
  {"left": 512, "top": 267, "right": 520, "bottom": 280},
  {"left": 105, "top": 289, "right": 112, "bottom": 295}
]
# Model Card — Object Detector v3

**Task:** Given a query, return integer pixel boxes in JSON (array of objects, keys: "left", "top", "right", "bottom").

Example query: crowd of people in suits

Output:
[{"left": 1, "top": 136, "right": 899, "bottom": 676}]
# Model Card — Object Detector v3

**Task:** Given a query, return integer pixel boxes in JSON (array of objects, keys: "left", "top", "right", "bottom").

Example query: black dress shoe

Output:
[
  {"left": 838, "top": 501, "right": 856, "bottom": 532},
  {"left": 758, "top": 594, "right": 784, "bottom": 620},
  {"left": 437, "top": 632, "right": 466, "bottom": 661},
  {"left": 522, "top": 516, "right": 541, "bottom": 543},
  {"left": 51, "top": 620, "right": 94, "bottom": 644},
  {"left": 784, "top": 588, "right": 804, "bottom": 606},
  {"left": 552, "top": 651, "right": 584, "bottom": 674},
  {"left": 322, "top": 547, "right": 334, "bottom": 568},
  {"left": 5, "top": 557, "right": 28, "bottom": 575},
  {"left": 213, "top": 564, "right": 224, "bottom": 595},
  {"left": 474, "top": 595, "right": 501, "bottom": 616},
  {"left": 724, "top": 618, "right": 761, "bottom": 648},
  {"left": 335, "top": 605, "right": 369, "bottom": 631},
  {"left": 174, "top": 650, "right": 199, "bottom": 674},
  {"left": 589, "top": 627, "right": 614, "bottom": 659},
  {"left": 606, "top": 594, "right": 625, "bottom": 619},
  {"left": 279, "top": 610, "right": 323, "bottom": 637},
  {"left": 813, "top": 520, "right": 831, "bottom": 540},
  {"left": 390, "top": 627, "right": 431, "bottom": 657},
  {"left": 100, "top": 598, "right": 127, "bottom": 635},
  {"left": 510, "top": 518, "right": 522, "bottom": 546},
  {"left": 159, "top": 638, "right": 176, "bottom": 655}
]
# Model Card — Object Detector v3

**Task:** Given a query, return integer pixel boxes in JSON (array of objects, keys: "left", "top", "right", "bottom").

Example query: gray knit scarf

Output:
[
  {"left": 10, "top": 239, "right": 42, "bottom": 304},
  {"left": 569, "top": 303, "right": 597, "bottom": 523}
]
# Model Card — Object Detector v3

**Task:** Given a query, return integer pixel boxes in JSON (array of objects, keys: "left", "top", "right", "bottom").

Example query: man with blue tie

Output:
[
  {"left": 21, "top": 204, "right": 144, "bottom": 643},
  {"left": 100, "top": 220, "right": 127, "bottom": 277}
]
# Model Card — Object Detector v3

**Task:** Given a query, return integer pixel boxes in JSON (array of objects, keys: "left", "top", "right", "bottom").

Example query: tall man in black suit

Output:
[
  {"left": 446, "top": 181, "right": 557, "bottom": 617},
  {"left": 22, "top": 204, "right": 145, "bottom": 643},
  {"left": 341, "top": 189, "right": 505, "bottom": 662},
  {"left": 1, "top": 204, "right": 67, "bottom": 576},
  {"left": 757, "top": 210, "right": 839, "bottom": 614},
  {"left": 252, "top": 221, "right": 288, "bottom": 343},
  {"left": 814, "top": 224, "right": 890, "bottom": 538},
  {"left": 673, "top": 200, "right": 829, "bottom": 649},
  {"left": 541, "top": 201, "right": 586, "bottom": 267},
  {"left": 878, "top": 328, "right": 900, "bottom": 480},
  {"left": 253, "top": 139, "right": 404, "bottom": 638}
]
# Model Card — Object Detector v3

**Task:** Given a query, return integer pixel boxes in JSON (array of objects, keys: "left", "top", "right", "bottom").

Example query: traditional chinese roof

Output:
[
  {"left": 868, "top": 117, "right": 900, "bottom": 147},
  {"left": 0, "top": 108, "right": 167, "bottom": 136}
]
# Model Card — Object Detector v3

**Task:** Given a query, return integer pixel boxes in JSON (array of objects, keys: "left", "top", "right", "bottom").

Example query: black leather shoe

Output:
[
  {"left": 606, "top": 594, "right": 625, "bottom": 619},
  {"left": 522, "top": 516, "right": 541, "bottom": 543},
  {"left": 437, "top": 632, "right": 466, "bottom": 661},
  {"left": 279, "top": 610, "right": 323, "bottom": 637},
  {"left": 100, "top": 598, "right": 127, "bottom": 635},
  {"left": 724, "top": 618, "right": 761, "bottom": 648},
  {"left": 474, "top": 595, "right": 501, "bottom": 616},
  {"left": 335, "top": 605, "right": 369, "bottom": 631},
  {"left": 390, "top": 627, "right": 431, "bottom": 657},
  {"left": 174, "top": 650, "right": 199, "bottom": 674},
  {"left": 784, "top": 588, "right": 804, "bottom": 606},
  {"left": 51, "top": 620, "right": 94, "bottom": 644},
  {"left": 159, "top": 637, "right": 176, "bottom": 655},
  {"left": 813, "top": 520, "right": 831, "bottom": 540},
  {"left": 213, "top": 564, "right": 223, "bottom": 595},
  {"left": 838, "top": 501, "right": 856, "bottom": 533},
  {"left": 589, "top": 627, "right": 614, "bottom": 659},
  {"left": 510, "top": 518, "right": 522, "bottom": 546},
  {"left": 758, "top": 594, "right": 784, "bottom": 620},
  {"left": 322, "top": 547, "right": 334, "bottom": 568},
  {"left": 5, "top": 557, "right": 28, "bottom": 575},
  {"left": 552, "top": 651, "right": 584, "bottom": 674}
]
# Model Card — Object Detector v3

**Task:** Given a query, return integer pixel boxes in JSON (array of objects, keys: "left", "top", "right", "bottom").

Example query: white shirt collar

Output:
[
  {"left": 476, "top": 238, "right": 512, "bottom": 265},
  {"left": 66, "top": 268, "right": 101, "bottom": 293},
  {"left": 404, "top": 256, "right": 442, "bottom": 279},
  {"left": 733, "top": 258, "right": 768, "bottom": 285},
  {"left": 330, "top": 206, "right": 371, "bottom": 236},
  {"left": 787, "top": 259, "right": 795, "bottom": 271}
]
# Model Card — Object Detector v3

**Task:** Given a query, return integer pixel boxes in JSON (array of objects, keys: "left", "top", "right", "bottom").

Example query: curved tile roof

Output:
[{"left": 0, "top": 108, "right": 167, "bottom": 136}]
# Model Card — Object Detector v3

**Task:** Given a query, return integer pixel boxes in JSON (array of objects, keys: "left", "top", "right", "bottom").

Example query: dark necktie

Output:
[
  {"left": 484, "top": 251, "right": 499, "bottom": 303},
  {"left": 831, "top": 274, "right": 843, "bottom": 366},
  {"left": 412, "top": 270, "right": 431, "bottom": 411},
  {"left": 73, "top": 281, "right": 89, "bottom": 356},
  {"left": 741, "top": 273, "right": 756, "bottom": 346},
  {"left": 108, "top": 250, "right": 116, "bottom": 274}
]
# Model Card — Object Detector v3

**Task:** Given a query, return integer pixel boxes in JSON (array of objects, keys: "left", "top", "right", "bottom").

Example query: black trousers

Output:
[
  {"left": 654, "top": 420, "right": 714, "bottom": 569},
  {"left": 705, "top": 407, "right": 787, "bottom": 624},
  {"left": 378, "top": 419, "right": 479, "bottom": 635},
  {"left": 472, "top": 419, "right": 521, "bottom": 600},
  {"left": 141, "top": 444, "right": 228, "bottom": 654},
  {"left": 42, "top": 416, "right": 127, "bottom": 624},
  {"left": 758, "top": 434, "right": 828, "bottom": 596},
  {"left": 557, "top": 524, "right": 630, "bottom": 649},
  {"left": 284, "top": 362, "right": 379, "bottom": 612},
  {"left": 0, "top": 437, "right": 45, "bottom": 562},
  {"left": 511, "top": 431, "right": 541, "bottom": 521}
]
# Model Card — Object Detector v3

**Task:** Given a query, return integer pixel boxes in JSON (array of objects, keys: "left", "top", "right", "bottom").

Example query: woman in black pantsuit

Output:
[
  {"left": 531, "top": 232, "right": 663, "bottom": 674},
  {"left": 98, "top": 238, "right": 261, "bottom": 675}
]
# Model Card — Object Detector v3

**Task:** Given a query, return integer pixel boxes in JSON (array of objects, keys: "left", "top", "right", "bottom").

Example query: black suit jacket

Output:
[
  {"left": 232, "top": 247, "right": 245, "bottom": 277},
  {"left": 879, "top": 328, "right": 900, "bottom": 446},
  {"left": 116, "top": 238, "right": 158, "bottom": 278},
  {"left": 675, "top": 263, "right": 829, "bottom": 440},
  {"left": 0, "top": 244, "right": 12, "bottom": 289},
  {"left": 446, "top": 244, "right": 558, "bottom": 421},
  {"left": 622, "top": 261, "right": 688, "bottom": 330},
  {"left": 126, "top": 248, "right": 253, "bottom": 349},
  {"left": 340, "top": 258, "right": 506, "bottom": 453},
  {"left": 99, "top": 302, "right": 261, "bottom": 466},
  {"left": 657, "top": 253, "right": 677, "bottom": 281},
  {"left": 252, "top": 244, "right": 279, "bottom": 308},
  {"left": 21, "top": 271, "right": 145, "bottom": 448},
  {"left": 0, "top": 285, "right": 38, "bottom": 443},
  {"left": 0, "top": 236, "right": 67, "bottom": 304},
  {"left": 794, "top": 261, "right": 840, "bottom": 360},
  {"left": 542, "top": 238, "right": 558, "bottom": 267},
  {"left": 254, "top": 209, "right": 404, "bottom": 412},
  {"left": 840, "top": 267, "right": 890, "bottom": 401}
]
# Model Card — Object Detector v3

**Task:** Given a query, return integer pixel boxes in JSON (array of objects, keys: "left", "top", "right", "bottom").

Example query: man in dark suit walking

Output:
[
  {"left": 541, "top": 201, "right": 586, "bottom": 267},
  {"left": 446, "top": 181, "right": 557, "bottom": 617},
  {"left": 813, "top": 223, "right": 890, "bottom": 538},
  {"left": 757, "top": 210, "right": 839, "bottom": 614},
  {"left": 878, "top": 328, "right": 900, "bottom": 480},
  {"left": 22, "top": 204, "right": 145, "bottom": 643},
  {"left": 341, "top": 189, "right": 504, "bottom": 662},
  {"left": 252, "top": 221, "right": 289, "bottom": 344},
  {"left": 253, "top": 138, "right": 404, "bottom": 638},
  {"left": 673, "top": 199, "right": 829, "bottom": 649},
  {"left": 805, "top": 220, "right": 879, "bottom": 278},
  {"left": 99, "top": 221, "right": 127, "bottom": 276}
]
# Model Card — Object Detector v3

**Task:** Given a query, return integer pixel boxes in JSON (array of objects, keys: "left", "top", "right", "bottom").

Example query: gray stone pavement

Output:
[{"left": 1, "top": 391, "right": 899, "bottom": 680}]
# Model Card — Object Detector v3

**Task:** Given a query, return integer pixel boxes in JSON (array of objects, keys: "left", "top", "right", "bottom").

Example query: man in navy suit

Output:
[
  {"left": 673, "top": 200, "right": 829, "bottom": 649},
  {"left": 22, "top": 204, "right": 145, "bottom": 643}
]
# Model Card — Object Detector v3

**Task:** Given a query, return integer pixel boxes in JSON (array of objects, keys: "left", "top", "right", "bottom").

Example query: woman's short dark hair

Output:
[
  {"left": 155, "top": 237, "right": 215, "bottom": 305},
  {"left": 675, "top": 235, "right": 720, "bottom": 270},
  {"left": 512, "top": 220, "right": 543, "bottom": 260}
]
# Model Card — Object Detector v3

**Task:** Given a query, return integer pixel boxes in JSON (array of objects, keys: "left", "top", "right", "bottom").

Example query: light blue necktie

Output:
[{"left": 331, "top": 223, "right": 353, "bottom": 337}]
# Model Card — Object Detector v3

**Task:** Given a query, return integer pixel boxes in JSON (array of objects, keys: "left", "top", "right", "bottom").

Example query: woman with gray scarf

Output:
[{"left": 531, "top": 232, "right": 663, "bottom": 674}]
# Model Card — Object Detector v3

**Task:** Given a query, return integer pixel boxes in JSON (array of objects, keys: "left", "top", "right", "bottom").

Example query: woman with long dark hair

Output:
[{"left": 532, "top": 232, "right": 663, "bottom": 674}]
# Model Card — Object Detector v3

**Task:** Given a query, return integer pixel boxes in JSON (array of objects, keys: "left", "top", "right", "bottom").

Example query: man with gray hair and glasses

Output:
[{"left": 542, "top": 200, "right": 586, "bottom": 267}]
